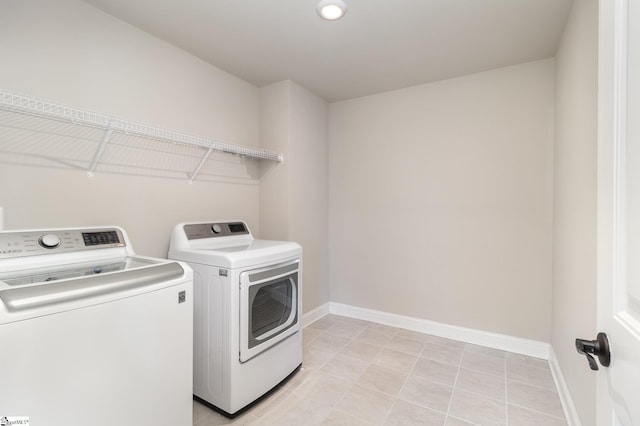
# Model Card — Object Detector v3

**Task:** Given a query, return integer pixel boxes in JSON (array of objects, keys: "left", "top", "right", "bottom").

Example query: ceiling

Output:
[{"left": 83, "top": 0, "right": 573, "bottom": 102}]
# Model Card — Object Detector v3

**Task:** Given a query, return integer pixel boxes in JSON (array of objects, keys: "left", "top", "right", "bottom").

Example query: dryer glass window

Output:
[{"left": 251, "top": 279, "right": 293, "bottom": 337}]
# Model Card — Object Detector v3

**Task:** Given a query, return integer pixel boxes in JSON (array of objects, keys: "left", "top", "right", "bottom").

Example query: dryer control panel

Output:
[
  {"left": 0, "top": 228, "right": 126, "bottom": 258},
  {"left": 184, "top": 222, "right": 250, "bottom": 240}
]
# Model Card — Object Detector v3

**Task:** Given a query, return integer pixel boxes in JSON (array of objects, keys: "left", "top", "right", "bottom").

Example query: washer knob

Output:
[
  {"left": 39, "top": 234, "right": 61, "bottom": 249},
  {"left": 211, "top": 224, "right": 222, "bottom": 234}
]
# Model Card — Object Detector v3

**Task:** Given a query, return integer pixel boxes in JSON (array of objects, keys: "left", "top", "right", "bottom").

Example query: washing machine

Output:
[
  {"left": 0, "top": 226, "right": 193, "bottom": 426},
  {"left": 168, "top": 220, "right": 302, "bottom": 417}
]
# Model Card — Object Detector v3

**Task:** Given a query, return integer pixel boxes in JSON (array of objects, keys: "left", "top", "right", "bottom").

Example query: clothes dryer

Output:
[{"left": 169, "top": 221, "right": 302, "bottom": 416}]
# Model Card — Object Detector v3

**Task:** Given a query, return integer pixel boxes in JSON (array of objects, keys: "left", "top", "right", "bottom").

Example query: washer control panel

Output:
[
  {"left": 184, "top": 222, "right": 250, "bottom": 240},
  {"left": 0, "top": 228, "right": 125, "bottom": 259}
]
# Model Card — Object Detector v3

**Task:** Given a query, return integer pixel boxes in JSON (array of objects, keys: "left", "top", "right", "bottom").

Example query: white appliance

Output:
[
  {"left": 169, "top": 220, "right": 302, "bottom": 416},
  {"left": 0, "top": 226, "right": 193, "bottom": 426}
]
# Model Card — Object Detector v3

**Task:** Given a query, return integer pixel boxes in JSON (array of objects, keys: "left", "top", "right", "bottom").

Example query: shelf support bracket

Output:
[
  {"left": 188, "top": 146, "right": 214, "bottom": 185},
  {"left": 259, "top": 157, "right": 280, "bottom": 183},
  {"left": 87, "top": 122, "right": 114, "bottom": 178}
]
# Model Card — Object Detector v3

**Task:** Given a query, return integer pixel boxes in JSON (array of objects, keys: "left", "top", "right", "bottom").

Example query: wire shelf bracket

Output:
[
  {"left": 188, "top": 146, "right": 213, "bottom": 185},
  {"left": 87, "top": 121, "right": 114, "bottom": 179}
]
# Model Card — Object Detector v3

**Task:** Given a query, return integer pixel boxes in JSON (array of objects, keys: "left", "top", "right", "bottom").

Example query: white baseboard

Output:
[
  {"left": 549, "top": 347, "right": 582, "bottom": 426},
  {"left": 325, "top": 302, "right": 551, "bottom": 360},
  {"left": 302, "top": 302, "right": 331, "bottom": 328}
]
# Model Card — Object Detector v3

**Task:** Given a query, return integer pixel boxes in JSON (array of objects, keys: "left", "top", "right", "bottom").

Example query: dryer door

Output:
[{"left": 239, "top": 259, "right": 299, "bottom": 362}]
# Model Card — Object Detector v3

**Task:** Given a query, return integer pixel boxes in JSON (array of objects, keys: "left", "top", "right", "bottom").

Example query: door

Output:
[
  {"left": 597, "top": 0, "right": 640, "bottom": 424},
  {"left": 239, "top": 259, "right": 300, "bottom": 362}
]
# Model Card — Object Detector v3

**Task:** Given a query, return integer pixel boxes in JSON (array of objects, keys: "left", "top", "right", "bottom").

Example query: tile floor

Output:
[{"left": 193, "top": 314, "right": 567, "bottom": 425}]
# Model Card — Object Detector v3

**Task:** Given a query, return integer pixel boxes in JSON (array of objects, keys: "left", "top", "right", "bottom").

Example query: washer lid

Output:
[
  {"left": 0, "top": 256, "right": 159, "bottom": 287},
  {"left": 0, "top": 260, "right": 186, "bottom": 317}
]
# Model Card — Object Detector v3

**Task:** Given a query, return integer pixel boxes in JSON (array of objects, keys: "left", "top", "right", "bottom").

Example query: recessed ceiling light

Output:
[{"left": 316, "top": 0, "right": 347, "bottom": 21}]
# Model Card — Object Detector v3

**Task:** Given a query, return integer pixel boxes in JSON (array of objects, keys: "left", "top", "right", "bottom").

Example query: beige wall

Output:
[
  {"left": 0, "top": 0, "right": 261, "bottom": 258},
  {"left": 260, "top": 81, "right": 330, "bottom": 313},
  {"left": 259, "top": 81, "right": 291, "bottom": 240},
  {"left": 551, "top": 0, "right": 599, "bottom": 424},
  {"left": 289, "top": 83, "right": 330, "bottom": 314},
  {"left": 329, "top": 60, "right": 555, "bottom": 342}
]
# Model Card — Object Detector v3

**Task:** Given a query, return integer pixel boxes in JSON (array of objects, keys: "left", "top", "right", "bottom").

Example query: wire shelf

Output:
[{"left": 0, "top": 90, "right": 282, "bottom": 183}]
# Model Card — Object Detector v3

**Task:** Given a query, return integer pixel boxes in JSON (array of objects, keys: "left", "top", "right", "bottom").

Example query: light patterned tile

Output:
[
  {"left": 196, "top": 412, "right": 263, "bottom": 426},
  {"left": 338, "top": 317, "right": 373, "bottom": 328},
  {"left": 373, "top": 348, "right": 418, "bottom": 374},
  {"left": 321, "top": 409, "right": 376, "bottom": 425},
  {"left": 505, "top": 352, "right": 550, "bottom": 370},
  {"left": 194, "top": 400, "right": 213, "bottom": 424},
  {"left": 356, "top": 364, "right": 407, "bottom": 396},
  {"left": 398, "top": 375, "right": 453, "bottom": 413},
  {"left": 459, "top": 352, "right": 505, "bottom": 377},
  {"left": 340, "top": 340, "right": 382, "bottom": 362},
  {"left": 294, "top": 370, "right": 353, "bottom": 406},
  {"left": 308, "top": 315, "right": 342, "bottom": 331},
  {"left": 321, "top": 353, "right": 370, "bottom": 382},
  {"left": 208, "top": 413, "right": 262, "bottom": 425},
  {"left": 366, "top": 323, "right": 401, "bottom": 337},
  {"left": 282, "top": 367, "right": 311, "bottom": 391},
  {"left": 421, "top": 342, "right": 464, "bottom": 366},
  {"left": 249, "top": 388, "right": 292, "bottom": 418},
  {"left": 444, "top": 416, "right": 478, "bottom": 425},
  {"left": 354, "top": 328, "right": 395, "bottom": 346},
  {"left": 336, "top": 384, "right": 396, "bottom": 425},
  {"left": 463, "top": 344, "right": 506, "bottom": 359},
  {"left": 448, "top": 389, "right": 506, "bottom": 426},
  {"left": 395, "top": 329, "right": 432, "bottom": 343},
  {"left": 507, "top": 380, "right": 564, "bottom": 419},
  {"left": 455, "top": 368, "right": 505, "bottom": 401},
  {"left": 303, "top": 327, "right": 324, "bottom": 346},
  {"left": 386, "top": 335, "right": 425, "bottom": 356},
  {"left": 383, "top": 399, "right": 446, "bottom": 426},
  {"left": 506, "top": 361, "right": 555, "bottom": 391},
  {"left": 303, "top": 345, "right": 336, "bottom": 370},
  {"left": 261, "top": 394, "right": 332, "bottom": 425},
  {"left": 507, "top": 405, "right": 567, "bottom": 425},
  {"left": 309, "top": 333, "right": 352, "bottom": 354},
  {"left": 424, "top": 335, "right": 465, "bottom": 350},
  {"left": 411, "top": 358, "right": 458, "bottom": 386},
  {"left": 327, "top": 321, "right": 368, "bottom": 340}
]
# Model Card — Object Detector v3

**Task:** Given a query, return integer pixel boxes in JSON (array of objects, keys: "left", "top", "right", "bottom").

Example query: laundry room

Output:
[{"left": 2, "top": 0, "right": 636, "bottom": 425}]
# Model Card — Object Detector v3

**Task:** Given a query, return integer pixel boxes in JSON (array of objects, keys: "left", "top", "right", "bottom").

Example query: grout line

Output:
[
  {"left": 445, "top": 382, "right": 507, "bottom": 404},
  {"left": 300, "top": 318, "right": 360, "bottom": 423},
  {"left": 380, "top": 398, "right": 398, "bottom": 425},
  {"left": 381, "top": 338, "right": 424, "bottom": 425},
  {"left": 348, "top": 321, "right": 400, "bottom": 423},
  {"left": 336, "top": 314, "right": 410, "bottom": 424},
  {"left": 505, "top": 351, "right": 509, "bottom": 426},
  {"left": 507, "top": 402, "right": 568, "bottom": 421},
  {"left": 444, "top": 345, "right": 463, "bottom": 422},
  {"left": 455, "top": 364, "right": 507, "bottom": 381},
  {"left": 446, "top": 415, "right": 482, "bottom": 426},
  {"left": 506, "top": 377, "right": 560, "bottom": 393}
]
